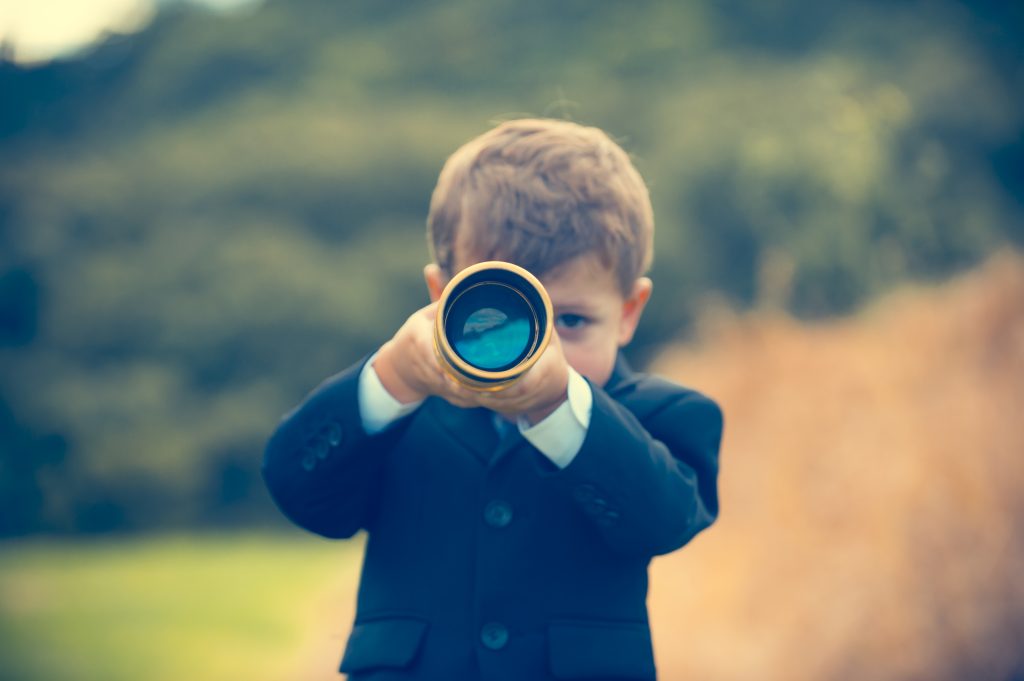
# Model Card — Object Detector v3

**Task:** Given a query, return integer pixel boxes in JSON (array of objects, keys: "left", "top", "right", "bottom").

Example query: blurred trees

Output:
[{"left": 0, "top": 0, "right": 1021, "bottom": 534}]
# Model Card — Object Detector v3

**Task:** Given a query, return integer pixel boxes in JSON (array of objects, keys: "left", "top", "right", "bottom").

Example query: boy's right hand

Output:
[{"left": 372, "top": 303, "right": 480, "bottom": 409}]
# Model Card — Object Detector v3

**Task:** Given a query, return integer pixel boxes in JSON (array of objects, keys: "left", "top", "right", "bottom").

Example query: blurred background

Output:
[{"left": 1, "top": 0, "right": 1022, "bottom": 679}]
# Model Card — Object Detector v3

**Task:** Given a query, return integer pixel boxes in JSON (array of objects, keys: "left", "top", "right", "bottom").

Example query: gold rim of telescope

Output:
[{"left": 433, "top": 260, "right": 554, "bottom": 391}]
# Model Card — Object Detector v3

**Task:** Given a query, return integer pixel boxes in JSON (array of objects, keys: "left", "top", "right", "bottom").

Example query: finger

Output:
[
  {"left": 437, "top": 374, "right": 481, "bottom": 406},
  {"left": 477, "top": 392, "right": 529, "bottom": 416},
  {"left": 445, "top": 394, "right": 478, "bottom": 409}
]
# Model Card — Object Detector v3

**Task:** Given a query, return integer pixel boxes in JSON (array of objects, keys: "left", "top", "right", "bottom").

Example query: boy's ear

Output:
[
  {"left": 424, "top": 263, "right": 448, "bottom": 303},
  {"left": 618, "top": 277, "right": 653, "bottom": 346}
]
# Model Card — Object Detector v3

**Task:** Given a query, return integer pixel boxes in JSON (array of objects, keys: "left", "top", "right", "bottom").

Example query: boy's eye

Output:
[{"left": 556, "top": 314, "right": 590, "bottom": 330}]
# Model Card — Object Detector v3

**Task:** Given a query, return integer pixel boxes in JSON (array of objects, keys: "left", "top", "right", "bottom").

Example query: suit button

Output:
[
  {"left": 484, "top": 500, "right": 513, "bottom": 528},
  {"left": 573, "top": 484, "right": 597, "bottom": 504},
  {"left": 595, "top": 509, "right": 620, "bottom": 527},
  {"left": 326, "top": 422, "right": 343, "bottom": 447},
  {"left": 313, "top": 437, "right": 329, "bottom": 459},
  {"left": 300, "top": 449, "right": 316, "bottom": 472},
  {"left": 480, "top": 622, "right": 509, "bottom": 650},
  {"left": 583, "top": 498, "right": 608, "bottom": 515}
]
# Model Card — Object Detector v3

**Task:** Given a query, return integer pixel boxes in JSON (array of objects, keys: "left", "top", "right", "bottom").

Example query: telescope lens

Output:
[
  {"left": 446, "top": 282, "right": 535, "bottom": 372},
  {"left": 435, "top": 261, "right": 552, "bottom": 389}
]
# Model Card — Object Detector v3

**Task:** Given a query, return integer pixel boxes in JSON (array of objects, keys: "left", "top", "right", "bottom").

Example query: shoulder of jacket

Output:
[{"left": 610, "top": 371, "right": 721, "bottom": 420}]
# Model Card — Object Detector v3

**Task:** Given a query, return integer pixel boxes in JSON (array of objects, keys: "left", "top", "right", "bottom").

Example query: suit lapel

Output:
[
  {"left": 489, "top": 415, "right": 525, "bottom": 467},
  {"left": 428, "top": 399, "right": 501, "bottom": 466}
]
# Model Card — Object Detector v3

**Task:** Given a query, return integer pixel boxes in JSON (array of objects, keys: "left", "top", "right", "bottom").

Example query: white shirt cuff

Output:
[
  {"left": 358, "top": 352, "right": 424, "bottom": 435},
  {"left": 517, "top": 367, "right": 592, "bottom": 469}
]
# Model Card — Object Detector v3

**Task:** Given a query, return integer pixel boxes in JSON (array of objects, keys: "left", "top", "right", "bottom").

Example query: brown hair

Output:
[{"left": 427, "top": 118, "right": 654, "bottom": 295}]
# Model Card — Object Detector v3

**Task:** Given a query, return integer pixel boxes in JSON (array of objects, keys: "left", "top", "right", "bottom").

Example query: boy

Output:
[{"left": 262, "top": 119, "right": 723, "bottom": 680}]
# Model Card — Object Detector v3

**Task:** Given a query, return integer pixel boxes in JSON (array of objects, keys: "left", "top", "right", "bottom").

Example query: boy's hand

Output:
[
  {"left": 475, "top": 331, "right": 570, "bottom": 426},
  {"left": 373, "top": 303, "right": 480, "bottom": 409},
  {"left": 373, "top": 303, "right": 570, "bottom": 423}
]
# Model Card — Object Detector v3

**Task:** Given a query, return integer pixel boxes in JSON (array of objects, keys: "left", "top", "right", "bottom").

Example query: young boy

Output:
[{"left": 262, "top": 119, "right": 723, "bottom": 680}]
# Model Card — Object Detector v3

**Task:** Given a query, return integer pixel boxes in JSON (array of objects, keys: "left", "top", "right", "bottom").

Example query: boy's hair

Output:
[{"left": 427, "top": 118, "right": 654, "bottom": 295}]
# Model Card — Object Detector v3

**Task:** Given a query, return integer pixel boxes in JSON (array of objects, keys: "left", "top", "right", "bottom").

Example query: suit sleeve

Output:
[
  {"left": 261, "top": 356, "right": 412, "bottom": 539},
  {"left": 549, "top": 381, "right": 723, "bottom": 557}
]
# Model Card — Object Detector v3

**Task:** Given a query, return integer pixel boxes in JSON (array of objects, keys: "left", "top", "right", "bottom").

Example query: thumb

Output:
[{"left": 421, "top": 301, "right": 440, "bottom": 322}]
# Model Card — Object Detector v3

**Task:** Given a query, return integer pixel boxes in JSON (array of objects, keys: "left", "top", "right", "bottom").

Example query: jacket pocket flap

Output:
[
  {"left": 339, "top": 616, "right": 429, "bottom": 673},
  {"left": 548, "top": 619, "right": 656, "bottom": 680}
]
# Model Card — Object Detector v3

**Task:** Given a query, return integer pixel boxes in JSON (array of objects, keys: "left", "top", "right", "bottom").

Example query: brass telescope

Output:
[{"left": 434, "top": 261, "right": 553, "bottom": 391}]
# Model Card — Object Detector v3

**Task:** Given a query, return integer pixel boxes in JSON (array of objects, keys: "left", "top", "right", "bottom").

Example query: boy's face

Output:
[{"left": 426, "top": 251, "right": 652, "bottom": 388}]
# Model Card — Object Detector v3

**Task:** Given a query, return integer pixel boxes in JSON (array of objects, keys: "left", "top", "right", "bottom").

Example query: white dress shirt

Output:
[{"left": 357, "top": 354, "right": 593, "bottom": 469}]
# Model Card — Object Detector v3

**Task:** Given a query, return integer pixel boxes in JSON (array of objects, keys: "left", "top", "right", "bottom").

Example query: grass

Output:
[{"left": 0, "top": 533, "right": 363, "bottom": 681}]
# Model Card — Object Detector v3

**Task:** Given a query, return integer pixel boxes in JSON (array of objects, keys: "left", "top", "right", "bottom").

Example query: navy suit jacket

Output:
[{"left": 262, "top": 354, "right": 722, "bottom": 680}]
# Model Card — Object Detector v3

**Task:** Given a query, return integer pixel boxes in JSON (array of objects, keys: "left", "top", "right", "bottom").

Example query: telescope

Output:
[{"left": 434, "top": 261, "right": 553, "bottom": 391}]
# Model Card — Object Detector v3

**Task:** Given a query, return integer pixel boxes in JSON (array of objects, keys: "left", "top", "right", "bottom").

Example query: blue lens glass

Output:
[
  {"left": 447, "top": 283, "right": 535, "bottom": 371},
  {"left": 454, "top": 308, "right": 531, "bottom": 370}
]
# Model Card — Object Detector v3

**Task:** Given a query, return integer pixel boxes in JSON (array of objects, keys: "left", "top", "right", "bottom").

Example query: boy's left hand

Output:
[{"left": 475, "top": 330, "right": 570, "bottom": 426}]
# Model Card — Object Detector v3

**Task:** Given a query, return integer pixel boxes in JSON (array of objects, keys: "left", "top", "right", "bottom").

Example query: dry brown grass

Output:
[{"left": 650, "top": 250, "right": 1024, "bottom": 681}]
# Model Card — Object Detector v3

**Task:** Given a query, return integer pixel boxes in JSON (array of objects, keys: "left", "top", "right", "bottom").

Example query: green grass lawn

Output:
[{"left": 0, "top": 533, "right": 362, "bottom": 681}]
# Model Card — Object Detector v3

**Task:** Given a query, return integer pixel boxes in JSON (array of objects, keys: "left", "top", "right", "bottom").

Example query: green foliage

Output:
[{"left": 0, "top": 0, "right": 1020, "bottom": 533}]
